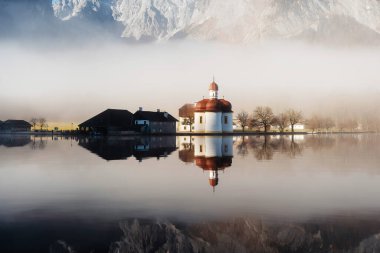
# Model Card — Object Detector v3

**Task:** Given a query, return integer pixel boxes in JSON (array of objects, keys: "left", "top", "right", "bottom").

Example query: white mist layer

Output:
[{"left": 0, "top": 41, "right": 379, "bottom": 122}]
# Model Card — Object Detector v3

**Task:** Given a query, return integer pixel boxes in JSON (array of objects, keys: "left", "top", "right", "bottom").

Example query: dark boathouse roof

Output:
[
  {"left": 79, "top": 109, "right": 134, "bottom": 128},
  {"left": 1, "top": 120, "right": 32, "bottom": 128},
  {"left": 0, "top": 135, "right": 31, "bottom": 147},
  {"left": 134, "top": 111, "right": 178, "bottom": 122},
  {"left": 78, "top": 138, "right": 135, "bottom": 161}
]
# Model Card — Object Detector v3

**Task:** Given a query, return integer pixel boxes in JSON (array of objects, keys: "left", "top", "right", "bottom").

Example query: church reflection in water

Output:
[
  {"left": 179, "top": 136, "right": 233, "bottom": 190},
  {"left": 77, "top": 134, "right": 354, "bottom": 190},
  {"left": 2, "top": 134, "right": 380, "bottom": 253},
  {"left": 78, "top": 135, "right": 235, "bottom": 190}
]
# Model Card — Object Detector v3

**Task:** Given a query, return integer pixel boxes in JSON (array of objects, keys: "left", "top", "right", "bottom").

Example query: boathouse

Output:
[
  {"left": 78, "top": 109, "right": 134, "bottom": 135},
  {"left": 133, "top": 109, "right": 177, "bottom": 134},
  {"left": 0, "top": 120, "right": 32, "bottom": 132},
  {"left": 79, "top": 108, "right": 178, "bottom": 135}
]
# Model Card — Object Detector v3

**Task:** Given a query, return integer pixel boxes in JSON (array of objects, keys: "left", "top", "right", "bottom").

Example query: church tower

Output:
[
  {"left": 209, "top": 81, "right": 218, "bottom": 99},
  {"left": 193, "top": 80, "right": 233, "bottom": 133}
]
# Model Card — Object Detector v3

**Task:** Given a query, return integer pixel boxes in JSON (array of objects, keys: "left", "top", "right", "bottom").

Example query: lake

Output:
[{"left": 0, "top": 134, "right": 380, "bottom": 253}]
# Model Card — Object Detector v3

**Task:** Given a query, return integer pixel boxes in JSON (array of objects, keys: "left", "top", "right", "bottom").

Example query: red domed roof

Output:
[
  {"left": 195, "top": 157, "right": 218, "bottom": 170},
  {"left": 219, "top": 99, "right": 232, "bottom": 112},
  {"left": 209, "top": 81, "right": 219, "bottom": 91},
  {"left": 206, "top": 99, "right": 222, "bottom": 112},
  {"left": 195, "top": 157, "right": 207, "bottom": 168},
  {"left": 194, "top": 157, "right": 232, "bottom": 170},
  {"left": 195, "top": 98, "right": 232, "bottom": 113},
  {"left": 195, "top": 99, "right": 208, "bottom": 112}
]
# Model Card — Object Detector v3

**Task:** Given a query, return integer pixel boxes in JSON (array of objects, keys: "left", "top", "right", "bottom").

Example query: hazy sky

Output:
[{"left": 1, "top": 40, "right": 380, "bottom": 123}]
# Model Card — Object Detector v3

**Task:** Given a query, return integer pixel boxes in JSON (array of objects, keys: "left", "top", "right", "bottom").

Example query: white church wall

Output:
[
  {"left": 194, "top": 136, "right": 206, "bottom": 157},
  {"left": 194, "top": 112, "right": 205, "bottom": 132},
  {"left": 205, "top": 112, "right": 222, "bottom": 133},
  {"left": 222, "top": 136, "right": 233, "bottom": 157},
  {"left": 222, "top": 112, "right": 233, "bottom": 133},
  {"left": 205, "top": 136, "right": 223, "bottom": 157}
]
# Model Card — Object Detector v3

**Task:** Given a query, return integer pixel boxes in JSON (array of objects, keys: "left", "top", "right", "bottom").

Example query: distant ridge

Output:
[{"left": 2, "top": 0, "right": 380, "bottom": 45}]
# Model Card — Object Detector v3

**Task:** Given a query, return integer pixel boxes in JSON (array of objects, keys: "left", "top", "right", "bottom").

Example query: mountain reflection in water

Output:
[{"left": 0, "top": 134, "right": 380, "bottom": 253}]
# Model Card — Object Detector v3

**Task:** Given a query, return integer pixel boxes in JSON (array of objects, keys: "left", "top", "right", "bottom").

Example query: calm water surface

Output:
[{"left": 0, "top": 134, "right": 380, "bottom": 253}]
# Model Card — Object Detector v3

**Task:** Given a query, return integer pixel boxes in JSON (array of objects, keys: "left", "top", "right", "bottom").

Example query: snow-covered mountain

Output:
[
  {"left": 52, "top": 0, "right": 115, "bottom": 21},
  {"left": 28, "top": 0, "right": 380, "bottom": 43}
]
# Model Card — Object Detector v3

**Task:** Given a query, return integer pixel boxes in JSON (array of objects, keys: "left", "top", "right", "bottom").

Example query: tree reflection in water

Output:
[{"left": 234, "top": 135, "right": 305, "bottom": 160}]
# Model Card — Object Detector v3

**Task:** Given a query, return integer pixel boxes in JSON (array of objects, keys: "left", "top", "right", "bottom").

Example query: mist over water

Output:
[
  {"left": 2, "top": 2, "right": 380, "bottom": 252},
  {"left": 1, "top": 134, "right": 380, "bottom": 252}
]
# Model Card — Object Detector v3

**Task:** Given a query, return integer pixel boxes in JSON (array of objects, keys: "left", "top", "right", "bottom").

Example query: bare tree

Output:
[
  {"left": 273, "top": 113, "right": 288, "bottom": 133},
  {"left": 322, "top": 117, "right": 335, "bottom": 133},
  {"left": 182, "top": 116, "right": 194, "bottom": 132},
  {"left": 38, "top": 118, "right": 47, "bottom": 131},
  {"left": 248, "top": 116, "right": 260, "bottom": 131},
  {"left": 179, "top": 104, "right": 195, "bottom": 132},
  {"left": 307, "top": 115, "right": 322, "bottom": 133},
  {"left": 364, "top": 116, "right": 380, "bottom": 132},
  {"left": 287, "top": 109, "right": 303, "bottom": 133},
  {"left": 347, "top": 119, "right": 358, "bottom": 132},
  {"left": 253, "top": 106, "right": 275, "bottom": 133},
  {"left": 236, "top": 136, "right": 249, "bottom": 157},
  {"left": 337, "top": 118, "right": 356, "bottom": 132},
  {"left": 236, "top": 111, "right": 249, "bottom": 132},
  {"left": 30, "top": 118, "right": 38, "bottom": 131},
  {"left": 337, "top": 119, "right": 346, "bottom": 132}
]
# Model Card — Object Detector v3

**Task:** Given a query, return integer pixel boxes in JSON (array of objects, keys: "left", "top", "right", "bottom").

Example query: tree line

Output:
[
  {"left": 236, "top": 106, "right": 303, "bottom": 133},
  {"left": 30, "top": 118, "right": 48, "bottom": 131},
  {"left": 236, "top": 106, "right": 379, "bottom": 133}
]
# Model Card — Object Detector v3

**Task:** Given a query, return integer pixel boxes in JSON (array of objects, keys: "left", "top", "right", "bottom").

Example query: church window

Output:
[
  {"left": 224, "top": 116, "right": 228, "bottom": 124},
  {"left": 200, "top": 116, "right": 203, "bottom": 124}
]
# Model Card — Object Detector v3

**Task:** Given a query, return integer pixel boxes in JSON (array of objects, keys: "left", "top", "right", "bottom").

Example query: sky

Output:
[{"left": 1, "top": 39, "right": 380, "bottom": 127}]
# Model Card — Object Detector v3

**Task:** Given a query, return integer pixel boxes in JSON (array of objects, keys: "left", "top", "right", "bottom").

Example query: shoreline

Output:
[{"left": 0, "top": 131, "right": 376, "bottom": 137}]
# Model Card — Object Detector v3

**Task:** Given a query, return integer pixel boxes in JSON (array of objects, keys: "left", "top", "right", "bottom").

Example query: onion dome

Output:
[
  {"left": 195, "top": 157, "right": 228, "bottom": 170},
  {"left": 195, "top": 99, "right": 208, "bottom": 112},
  {"left": 219, "top": 99, "right": 232, "bottom": 112},
  {"left": 195, "top": 157, "right": 207, "bottom": 169},
  {"left": 205, "top": 157, "right": 221, "bottom": 170},
  {"left": 195, "top": 157, "right": 218, "bottom": 170},
  {"left": 209, "top": 178, "right": 218, "bottom": 187},
  {"left": 205, "top": 99, "right": 222, "bottom": 112},
  {"left": 221, "top": 157, "right": 233, "bottom": 168},
  {"left": 209, "top": 81, "right": 219, "bottom": 91}
]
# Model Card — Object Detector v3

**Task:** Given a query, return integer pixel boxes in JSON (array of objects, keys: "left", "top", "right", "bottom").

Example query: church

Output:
[
  {"left": 178, "top": 136, "right": 233, "bottom": 191},
  {"left": 179, "top": 80, "right": 233, "bottom": 133}
]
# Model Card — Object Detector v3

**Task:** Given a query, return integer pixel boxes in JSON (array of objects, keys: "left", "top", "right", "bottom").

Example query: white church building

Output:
[{"left": 192, "top": 81, "right": 233, "bottom": 133}]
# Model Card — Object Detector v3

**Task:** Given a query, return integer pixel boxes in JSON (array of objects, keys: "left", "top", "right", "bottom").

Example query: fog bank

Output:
[{"left": 0, "top": 40, "right": 379, "bottom": 123}]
